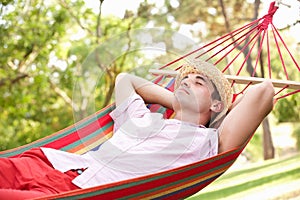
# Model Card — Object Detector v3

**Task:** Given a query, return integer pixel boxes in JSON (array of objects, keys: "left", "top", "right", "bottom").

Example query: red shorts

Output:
[{"left": 0, "top": 148, "right": 81, "bottom": 199}]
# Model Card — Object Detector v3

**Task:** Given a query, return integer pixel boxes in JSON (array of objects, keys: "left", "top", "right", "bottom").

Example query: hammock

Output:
[{"left": 0, "top": 1, "right": 299, "bottom": 199}]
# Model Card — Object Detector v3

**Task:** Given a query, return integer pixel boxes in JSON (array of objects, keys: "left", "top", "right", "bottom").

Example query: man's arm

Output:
[
  {"left": 115, "top": 73, "right": 174, "bottom": 109},
  {"left": 218, "top": 80, "right": 275, "bottom": 153}
]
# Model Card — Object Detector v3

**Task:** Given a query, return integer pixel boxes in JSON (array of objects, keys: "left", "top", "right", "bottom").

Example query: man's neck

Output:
[{"left": 173, "top": 111, "right": 210, "bottom": 126}]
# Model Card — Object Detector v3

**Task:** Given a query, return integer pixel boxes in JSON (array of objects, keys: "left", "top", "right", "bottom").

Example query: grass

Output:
[{"left": 187, "top": 153, "right": 300, "bottom": 200}]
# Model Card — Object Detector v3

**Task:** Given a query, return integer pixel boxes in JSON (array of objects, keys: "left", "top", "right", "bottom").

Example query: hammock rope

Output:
[
  {"left": 0, "top": 1, "right": 299, "bottom": 199},
  {"left": 154, "top": 1, "right": 299, "bottom": 102}
]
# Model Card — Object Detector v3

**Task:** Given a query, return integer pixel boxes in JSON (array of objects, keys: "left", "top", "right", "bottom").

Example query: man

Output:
[
  {"left": 114, "top": 60, "right": 274, "bottom": 153},
  {"left": 0, "top": 60, "right": 274, "bottom": 199}
]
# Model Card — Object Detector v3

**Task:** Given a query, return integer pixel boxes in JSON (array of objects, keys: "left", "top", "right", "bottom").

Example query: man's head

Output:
[{"left": 173, "top": 60, "right": 232, "bottom": 127}]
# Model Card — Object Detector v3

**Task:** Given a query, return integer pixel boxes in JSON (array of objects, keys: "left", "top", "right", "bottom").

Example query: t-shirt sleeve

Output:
[{"left": 109, "top": 93, "right": 150, "bottom": 132}]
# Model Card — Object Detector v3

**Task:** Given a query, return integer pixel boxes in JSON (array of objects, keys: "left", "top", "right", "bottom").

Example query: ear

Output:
[{"left": 210, "top": 100, "right": 224, "bottom": 113}]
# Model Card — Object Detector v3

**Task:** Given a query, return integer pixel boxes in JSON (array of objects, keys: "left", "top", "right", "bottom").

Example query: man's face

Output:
[{"left": 173, "top": 73, "right": 215, "bottom": 114}]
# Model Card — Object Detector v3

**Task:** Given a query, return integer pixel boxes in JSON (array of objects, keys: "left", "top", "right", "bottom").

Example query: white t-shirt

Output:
[{"left": 42, "top": 93, "right": 218, "bottom": 188}]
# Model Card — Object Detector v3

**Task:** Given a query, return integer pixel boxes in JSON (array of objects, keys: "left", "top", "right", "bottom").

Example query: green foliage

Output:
[
  {"left": 0, "top": 0, "right": 73, "bottom": 150},
  {"left": 0, "top": 0, "right": 149, "bottom": 150},
  {"left": 273, "top": 93, "right": 300, "bottom": 123},
  {"left": 150, "top": 0, "right": 256, "bottom": 40}
]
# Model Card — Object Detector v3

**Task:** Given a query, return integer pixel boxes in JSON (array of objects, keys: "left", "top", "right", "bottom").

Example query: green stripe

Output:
[
  {"left": 56, "top": 149, "right": 241, "bottom": 199},
  {"left": 119, "top": 159, "right": 235, "bottom": 199},
  {"left": 156, "top": 106, "right": 166, "bottom": 114},
  {"left": 0, "top": 107, "right": 113, "bottom": 157},
  {"left": 60, "top": 121, "right": 114, "bottom": 152}
]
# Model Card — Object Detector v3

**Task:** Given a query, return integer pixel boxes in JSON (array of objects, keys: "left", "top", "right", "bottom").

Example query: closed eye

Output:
[
  {"left": 182, "top": 76, "right": 188, "bottom": 80},
  {"left": 195, "top": 75, "right": 208, "bottom": 86}
]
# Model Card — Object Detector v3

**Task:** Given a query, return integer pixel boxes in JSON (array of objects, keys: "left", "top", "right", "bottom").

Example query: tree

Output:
[
  {"left": 0, "top": 0, "right": 75, "bottom": 149},
  {"left": 0, "top": 0, "right": 147, "bottom": 150}
]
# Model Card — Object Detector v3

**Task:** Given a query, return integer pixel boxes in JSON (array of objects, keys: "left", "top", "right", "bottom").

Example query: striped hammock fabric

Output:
[{"left": 0, "top": 75, "right": 246, "bottom": 199}]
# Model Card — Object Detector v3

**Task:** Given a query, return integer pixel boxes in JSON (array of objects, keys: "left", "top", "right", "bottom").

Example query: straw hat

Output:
[{"left": 175, "top": 60, "right": 232, "bottom": 127}]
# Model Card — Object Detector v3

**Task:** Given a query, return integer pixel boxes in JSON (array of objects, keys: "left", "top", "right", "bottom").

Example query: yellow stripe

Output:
[
  {"left": 74, "top": 132, "right": 113, "bottom": 155},
  {"left": 138, "top": 166, "right": 229, "bottom": 200}
]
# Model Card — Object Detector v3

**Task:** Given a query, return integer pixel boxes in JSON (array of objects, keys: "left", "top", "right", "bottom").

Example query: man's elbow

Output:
[
  {"left": 261, "top": 80, "right": 275, "bottom": 100},
  {"left": 258, "top": 80, "right": 275, "bottom": 114},
  {"left": 115, "top": 72, "right": 129, "bottom": 84}
]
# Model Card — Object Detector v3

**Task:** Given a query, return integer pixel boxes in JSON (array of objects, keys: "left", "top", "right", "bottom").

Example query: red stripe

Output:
[
  {"left": 1, "top": 105, "right": 114, "bottom": 158},
  {"left": 42, "top": 114, "right": 113, "bottom": 150},
  {"left": 44, "top": 148, "right": 241, "bottom": 200},
  {"left": 67, "top": 126, "right": 113, "bottom": 154},
  {"left": 157, "top": 152, "right": 240, "bottom": 199},
  {"left": 141, "top": 164, "right": 230, "bottom": 200}
]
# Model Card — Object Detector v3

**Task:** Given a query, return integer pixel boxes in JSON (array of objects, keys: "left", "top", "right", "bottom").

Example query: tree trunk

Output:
[
  {"left": 259, "top": 31, "right": 275, "bottom": 160},
  {"left": 262, "top": 117, "right": 275, "bottom": 159}
]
